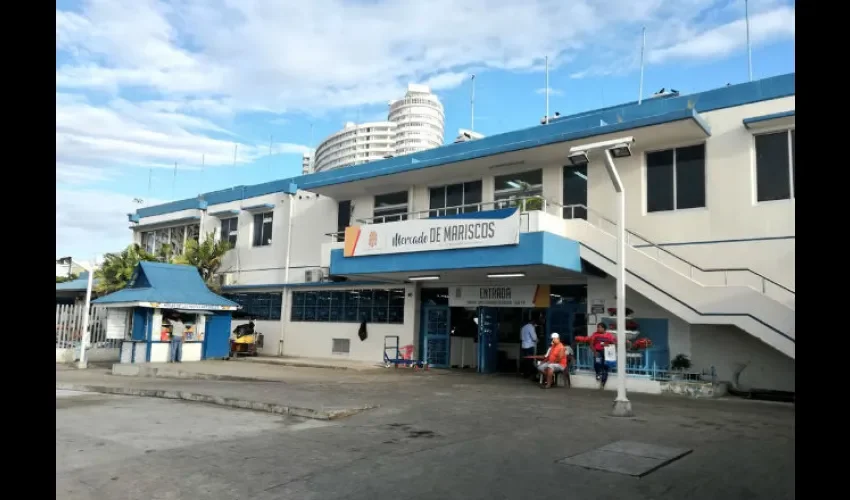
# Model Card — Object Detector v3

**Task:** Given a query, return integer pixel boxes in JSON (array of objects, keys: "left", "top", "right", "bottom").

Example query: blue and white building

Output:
[{"left": 127, "top": 74, "right": 795, "bottom": 393}]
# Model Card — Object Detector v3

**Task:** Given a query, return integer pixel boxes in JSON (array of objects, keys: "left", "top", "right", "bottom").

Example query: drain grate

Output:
[{"left": 557, "top": 440, "right": 692, "bottom": 477}]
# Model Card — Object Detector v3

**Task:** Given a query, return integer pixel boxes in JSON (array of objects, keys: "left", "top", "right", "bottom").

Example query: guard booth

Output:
[{"left": 91, "top": 262, "right": 239, "bottom": 363}]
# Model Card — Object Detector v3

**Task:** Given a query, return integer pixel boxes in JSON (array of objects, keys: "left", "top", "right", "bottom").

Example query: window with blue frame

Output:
[
  {"left": 222, "top": 292, "right": 283, "bottom": 320},
  {"left": 291, "top": 288, "right": 405, "bottom": 324}
]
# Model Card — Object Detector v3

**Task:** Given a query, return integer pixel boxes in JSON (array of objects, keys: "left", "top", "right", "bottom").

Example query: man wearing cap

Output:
[{"left": 537, "top": 332, "right": 568, "bottom": 389}]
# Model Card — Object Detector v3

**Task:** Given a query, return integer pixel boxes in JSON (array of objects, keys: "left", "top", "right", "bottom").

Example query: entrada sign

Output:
[
  {"left": 449, "top": 285, "right": 551, "bottom": 308},
  {"left": 344, "top": 208, "right": 520, "bottom": 257}
]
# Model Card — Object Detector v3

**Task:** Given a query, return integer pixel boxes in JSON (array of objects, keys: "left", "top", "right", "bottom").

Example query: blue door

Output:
[
  {"left": 477, "top": 307, "right": 499, "bottom": 373},
  {"left": 422, "top": 306, "right": 451, "bottom": 368},
  {"left": 204, "top": 313, "right": 232, "bottom": 359},
  {"left": 546, "top": 302, "right": 583, "bottom": 348}
]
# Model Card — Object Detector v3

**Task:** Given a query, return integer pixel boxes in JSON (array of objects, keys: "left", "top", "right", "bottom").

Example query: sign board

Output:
[
  {"left": 144, "top": 302, "right": 238, "bottom": 311},
  {"left": 106, "top": 309, "right": 129, "bottom": 340},
  {"left": 449, "top": 285, "right": 551, "bottom": 308},
  {"left": 343, "top": 208, "right": 521, "bottom": 257}
]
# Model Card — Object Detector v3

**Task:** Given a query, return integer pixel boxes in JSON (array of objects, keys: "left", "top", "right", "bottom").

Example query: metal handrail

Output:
[
  {"left": 563, "top": 203, "right": 795, "bottom": 297},
  {"left": 324, "top": 196, "right": 561, "bottom": 241}
]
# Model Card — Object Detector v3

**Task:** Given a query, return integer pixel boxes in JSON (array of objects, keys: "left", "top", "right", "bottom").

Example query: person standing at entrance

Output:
[
  {"left": 589, "top": 323, "right": 615, "bottom": 388},
  {"left": 519, "top": 318, "right": 538, "bottom": 378},
  {"left": 537, "top": 333, "right": 567, "bottom": 388},
  {"left": 169, "top": 315, "right": 185, "bottom": 363}
]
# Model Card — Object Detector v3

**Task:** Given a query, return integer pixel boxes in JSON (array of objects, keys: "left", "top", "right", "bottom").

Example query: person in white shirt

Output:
[
  {"left": 169, "top": 315, "right": 185, "bottom": 363},
  {"left": 519, "top": 318, "right": 538, "bottom": 378}
]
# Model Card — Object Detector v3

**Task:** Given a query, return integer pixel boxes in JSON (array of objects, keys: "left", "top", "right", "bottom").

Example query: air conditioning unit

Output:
[{"left": 304, "top": 268, "right": 326, "bottom": 283}]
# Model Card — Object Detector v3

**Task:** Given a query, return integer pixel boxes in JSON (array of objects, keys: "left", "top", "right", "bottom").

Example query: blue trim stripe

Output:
[
  {"left": 580, "top": 244, "right": 793, "bottom": 344},
  {"left": 134, "top": 73, "right": 794, "bottom": 220},
  {"left": 221, "top": 280, "right": 386, "bottom": 291},
  {"left": 743, "top": 110, "right": 795, "bottom": 129}
]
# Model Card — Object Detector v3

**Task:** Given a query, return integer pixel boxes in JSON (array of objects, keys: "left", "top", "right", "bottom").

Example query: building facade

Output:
[{"left": 128, "top": 74, "right": 795, "bottom": 393}]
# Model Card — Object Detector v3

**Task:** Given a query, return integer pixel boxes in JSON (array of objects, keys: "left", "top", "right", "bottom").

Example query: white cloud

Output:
[
  {"left": 648, "top": 6, "right": 795, "bottom": 64},
  {"left": 535, "top": 87, "right": 563, "bottom": 96},
  {"left": 56, "top": 188, "right": 165, "bottom": 259}
]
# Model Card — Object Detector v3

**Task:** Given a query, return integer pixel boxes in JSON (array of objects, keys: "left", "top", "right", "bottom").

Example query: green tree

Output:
[
  {"left": 94, "top": 244, "right": 158, "bottom": 294},
  {"left": 56, "top": 274, "right": 78, "bottom": 284},
  {"left": 173, "top": 232, "right": 232, "bottom": 291}
]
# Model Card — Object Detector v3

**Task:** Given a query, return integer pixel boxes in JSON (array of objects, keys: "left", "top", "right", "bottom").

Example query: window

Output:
[
  {"left": 223, "top": 292, "right": 283, "bottom": 321},
  {"left": 429, "top": 181, "right": 482, "bottom": 216},
  {"left": 494, "top": 170, "right": 543, "bottom": 206},
  {"left": 336, "top": 200, "right": 351, "bottom": 242},
  {"left": 646, "top": 144, "right": 706, "bottom": 213},
  {"left": 755, "top": 130, "right": 795, "bottom": 202},
  {"left": 252, "top": 212, "right": 273, "bottom": 246},
  {"left": 562, "top": 165, "right": 588, "bottom": 220},
  {"left": 139, "top": 223, "right": 198, "bottom": 254},
  {"left": 290, "top": 288, "right": 405, "bottom": 324},
  {"left": 373, "top": 191, "right": 408, "bottom": 222},
  {"left": 220, "top": 218, "right": 238, "bottom": 247}
]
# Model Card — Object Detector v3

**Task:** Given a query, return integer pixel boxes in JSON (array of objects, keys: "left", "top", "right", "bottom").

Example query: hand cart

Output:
[{"left": 383, "top": 335, "right": 427, "bottom": 370}]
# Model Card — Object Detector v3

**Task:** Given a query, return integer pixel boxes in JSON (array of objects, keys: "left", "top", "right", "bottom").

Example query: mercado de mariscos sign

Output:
[{"left": 343, "top": 208, "right": 521, "bottom": 257}]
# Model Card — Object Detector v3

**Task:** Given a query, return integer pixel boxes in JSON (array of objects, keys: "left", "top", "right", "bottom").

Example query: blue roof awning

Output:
[
  {"left": 743, "top": 110, "right": 795, "bottom": 131},
  {"left": 132, "top": 216, "right": 201, "bottom": 231},
  {"left": 56, "top": 272, "right": 98, "bottom": 293},
  {"left": 92, "top": 262, "right": 239, "bottom": 310}
]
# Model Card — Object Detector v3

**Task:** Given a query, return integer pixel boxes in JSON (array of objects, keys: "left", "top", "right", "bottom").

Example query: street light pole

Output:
[
  {"left": 568, "top": 136, "right": 635, "bottom": 417},
  {"left": 603, "top": 150, "right": 633, "bottom": 417},
  {"left": 77, "top": 264, "right": 94, "bottom": 369}
]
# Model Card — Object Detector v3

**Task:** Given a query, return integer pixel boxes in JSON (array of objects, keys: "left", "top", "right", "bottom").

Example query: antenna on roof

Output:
[
  {"left": 544, "top": 56, "right": 550, "bottom": 124},
  {"left": 470, "top": 74, "right": 476, "bottom": 131},
  {"left": 268, "top": 135, "right": 273, "bottom": 176},
  {"left": 173, "top": 162, "right": 178, "bottom": 199},
  {"left": 146, "top": 168, "right": 152, "bottom": 207},
  {"left": 745, "top": 0, "right": 753, "bottom": 81},
  {"left": 638, "top": 27, "right": 646, "bottom": 105}
]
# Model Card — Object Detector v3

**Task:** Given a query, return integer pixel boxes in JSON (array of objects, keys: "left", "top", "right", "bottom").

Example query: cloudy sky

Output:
[{"left": 56, "top": 0, "right": 795, "bottom": 261}]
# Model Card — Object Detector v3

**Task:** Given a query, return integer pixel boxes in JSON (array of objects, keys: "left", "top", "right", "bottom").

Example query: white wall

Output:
[
  {"left": 585, "top": 96, "right": 795, "bottom": 289},
  {"left": 586, "top": 277, "right": 692, "bottom": 359},
  {"left": 690, "top": 324, "right": 795, "bottom": 392},
  {"left": 281, "top": 284, "right": 417, "bottom": 364},
  {"left": 587, "top": 276, "right": 794, "bottom": 392},
  {"left": 134, "top": 189, "right": 338, "bottom": 287}
]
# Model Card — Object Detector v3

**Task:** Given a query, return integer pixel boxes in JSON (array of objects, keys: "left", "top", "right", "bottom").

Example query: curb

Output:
[
  {"left": 241, "top": 358, "right": 382, "bottom": 372},
  {"left": 55, "top": 383, "right": 377, "bottom": 421},
  {"left": 113, "top": 368, "right": 291, "bottom": 384}
]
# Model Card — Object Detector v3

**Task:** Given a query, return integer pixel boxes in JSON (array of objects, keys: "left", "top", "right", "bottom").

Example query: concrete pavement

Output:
[{"left": 56, "top": 371, "right": 795, "bottom": 500}]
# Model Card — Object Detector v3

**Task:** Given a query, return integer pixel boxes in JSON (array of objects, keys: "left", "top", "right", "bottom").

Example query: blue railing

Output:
[{"left": 574, "top": 344, "right": 670, "bottom": 380}]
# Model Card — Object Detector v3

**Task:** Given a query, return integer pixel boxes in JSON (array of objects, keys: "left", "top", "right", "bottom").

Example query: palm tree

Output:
[
  {"left": 173, "top": 232, "right": 232, "bottom": 291},
  {"left": 95, "top": 244, "right": 158, "bottom": 294}
]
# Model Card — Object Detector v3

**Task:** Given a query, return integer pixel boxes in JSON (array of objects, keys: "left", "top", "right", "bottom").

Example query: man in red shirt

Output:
[
  {"left": 537, "top": 333, "right": 568, "bottom": 389},
  {"left": 588, "top": 322, "right": 616, "bottom": 388}
]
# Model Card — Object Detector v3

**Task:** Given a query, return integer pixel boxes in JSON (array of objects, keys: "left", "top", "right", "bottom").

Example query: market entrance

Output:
[{"left": 421, "top": 285, "right": 587, "bottom": 374}]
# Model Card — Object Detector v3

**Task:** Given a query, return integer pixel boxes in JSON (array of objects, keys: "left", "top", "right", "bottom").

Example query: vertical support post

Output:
[{"left": 76, "top": 270, "right": 94, "bottom": 369}]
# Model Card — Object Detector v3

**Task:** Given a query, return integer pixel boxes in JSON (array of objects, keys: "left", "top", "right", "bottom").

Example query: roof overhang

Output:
[
  {"left": 743, "top": 110, "right": 795, "bottom": 131},
  {"left": 310, "top": 109, "right": 711, "bottom": 200},
  {"left": 209, "top": 209, "right": 241, "bottom": 218},
  {"left": 242, "top": 203, "right": 275, "bottom": 212},
  {"left": 131, "top": 216, "right": 201, "bottom": 232},
  {"left": 91, "top": 300, "right": 238, "bottom": 311}
]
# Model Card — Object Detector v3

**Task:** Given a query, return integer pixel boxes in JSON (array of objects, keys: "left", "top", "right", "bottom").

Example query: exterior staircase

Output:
[{"left": 562, "top": 205, "right": 795, "bottom": 360}]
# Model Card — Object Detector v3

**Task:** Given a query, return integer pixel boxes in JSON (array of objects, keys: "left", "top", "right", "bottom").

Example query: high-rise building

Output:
[
  {"left": 301, "top": 151, "right": 314, "bottom": 174},
  {"left": 313, "top": 122, "right": 397, "bottom": 173},
  {"left": 388, "top": 84, "right": 445, "bottom": 155},
  {"left": 312, "top": 84, "right": 445, "bottom": 173}
]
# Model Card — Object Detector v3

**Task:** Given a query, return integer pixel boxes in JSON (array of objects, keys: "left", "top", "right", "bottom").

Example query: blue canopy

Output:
[{"left": 92, "top": 262, "right": 239, "bottom": 310}]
